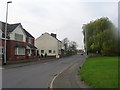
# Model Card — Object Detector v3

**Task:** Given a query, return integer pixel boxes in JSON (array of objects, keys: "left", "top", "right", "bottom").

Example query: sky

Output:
[{"left": 0, "top": 0, "right": 119, "bottom": 49}]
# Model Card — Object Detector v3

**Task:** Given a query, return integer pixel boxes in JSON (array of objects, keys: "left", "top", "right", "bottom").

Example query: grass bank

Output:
[{"left": 79, "top": 57, "right": 118, "bottom": 88}]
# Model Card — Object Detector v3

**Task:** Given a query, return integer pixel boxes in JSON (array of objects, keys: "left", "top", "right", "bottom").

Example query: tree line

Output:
[
  {"left": 82, "top": 17, "right": 118, "bottom": 56},
  {"left": 62, "top": 38, "right": 78, "bottom": 56}
]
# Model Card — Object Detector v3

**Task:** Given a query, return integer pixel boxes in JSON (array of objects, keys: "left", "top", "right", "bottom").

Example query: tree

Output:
[
  {"left": 62, "top": 38, "right": 69, "bottom": 50},
  {"left": 69, "top": 41, "right": 78, "bottom": 50},
  {"left": 82, "top": 17, "right": 118, "bottom": 56},
  {"left": 62, "top": 38, "right": 78, "bottom": 56}
]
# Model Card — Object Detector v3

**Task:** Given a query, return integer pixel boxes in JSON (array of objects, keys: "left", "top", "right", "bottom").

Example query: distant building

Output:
[
  {"left": 0, "top": 21, "right": 37, "bottom": 63},
  {"left": 35, "top": 33, "right": 65, "bottom": 57}
]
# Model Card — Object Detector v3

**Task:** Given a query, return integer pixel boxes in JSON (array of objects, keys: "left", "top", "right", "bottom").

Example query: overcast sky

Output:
[{"left": 0, "top": 0, "right": 118, "bottom": 49}]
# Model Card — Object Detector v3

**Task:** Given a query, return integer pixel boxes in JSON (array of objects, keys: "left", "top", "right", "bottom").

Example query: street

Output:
[{"left": 2, "top": 54, "right": 86, "bottom": 88}]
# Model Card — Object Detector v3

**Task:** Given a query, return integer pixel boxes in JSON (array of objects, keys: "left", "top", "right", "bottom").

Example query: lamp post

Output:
[
  {"left": 83, "top": 24, "right": 88, "bottom": 56},
  {"left": 85, "top": 29, "right": 88, "bottom": 56},
  {"left": 4, "top": 1, "right": 12, "bottom": 65}
]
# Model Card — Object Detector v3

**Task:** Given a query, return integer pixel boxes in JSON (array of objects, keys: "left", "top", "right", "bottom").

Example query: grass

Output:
[{"left": 79, "top": 57, "right": 118, "bottom": 88}]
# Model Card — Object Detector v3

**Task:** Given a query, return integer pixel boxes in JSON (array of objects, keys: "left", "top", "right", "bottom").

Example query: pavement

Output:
[
  {"left": 2, "top": 58, "right": 57, "bottom": 69},
  {"left": 52, "top": 55, "right": 90, "bottom": 88}
]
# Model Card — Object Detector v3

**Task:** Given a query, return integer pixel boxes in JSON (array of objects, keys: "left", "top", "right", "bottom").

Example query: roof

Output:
[
  {"left": 23, "top": 29, "right": 34, "bottom": 38},
  {"left": 14, "top": 43, "right": 37, "bottom": 50},
  {"left": 27, "top": 44, "right": 37, "bottom": 49},
  {"left": 37, "top": 32, "right": 62, "bottom": 43},
  {"left": 0, "top": 21, "right": 34, "bottom": 38},
  {"left": 1, "top": 21, "right": 19, "bottom": 32},
  {"left": 14, "top": 43, "right": 26, "bottom": 48}
]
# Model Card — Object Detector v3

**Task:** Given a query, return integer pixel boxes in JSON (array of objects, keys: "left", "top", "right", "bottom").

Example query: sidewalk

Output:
[
  {"left": 52, "top": 57, "right": 90, "bottom": 88},
  {"left": 2, "top": 58, "right": 57, "bottom": 69}
]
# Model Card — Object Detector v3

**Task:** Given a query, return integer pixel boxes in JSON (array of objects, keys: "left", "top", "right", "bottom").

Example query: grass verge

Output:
[{"left": 79, "top": 57, "right": 118, "bottom": 88}]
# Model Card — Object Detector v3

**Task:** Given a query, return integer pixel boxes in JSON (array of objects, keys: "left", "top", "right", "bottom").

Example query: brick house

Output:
[
  {"left": 0, "top": 29, "right": 2, "bottom": 62},
  {"left": 0, "top": 21, "right": 37, "bottom": 63}
]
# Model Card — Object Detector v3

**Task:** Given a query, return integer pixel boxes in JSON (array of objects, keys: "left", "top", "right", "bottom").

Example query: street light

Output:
[
  {"left": 85, "top": 29, "right": 88, "bottom": 56},
  {"left": 4, "top": 1, "right": 12, "bottom": 65},
  {"left": 83, "top": 24, "right": 88, "bottom": 56}
]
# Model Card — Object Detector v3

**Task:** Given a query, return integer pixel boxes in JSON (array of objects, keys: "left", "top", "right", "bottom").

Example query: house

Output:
[
  {"left": 35, "top": 33, "right": 65, "bottom": 57},
  {"left": 0, "top": 29, "right": 2, "bottom": 62},
  {"left": 0, "top": 21, "right": 37, "bottom": 63}
]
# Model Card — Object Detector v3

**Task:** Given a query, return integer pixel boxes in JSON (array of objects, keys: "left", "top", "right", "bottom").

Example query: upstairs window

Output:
[
  {"left": 15, "top": 33, "right": 23, "bottom": 42},
  {"left": 28, "top": 38, "right": 32, "bottom": 44}
]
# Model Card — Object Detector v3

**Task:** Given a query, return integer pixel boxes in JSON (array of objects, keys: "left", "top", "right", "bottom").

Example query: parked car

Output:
[{"left": 80, "top": 53, "right": 83, "bottom": 55}]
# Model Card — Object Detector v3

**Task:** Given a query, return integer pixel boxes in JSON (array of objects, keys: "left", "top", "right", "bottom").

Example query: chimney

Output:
[{"left": 51, "top": 33, "right": 57, "bottom": 38}]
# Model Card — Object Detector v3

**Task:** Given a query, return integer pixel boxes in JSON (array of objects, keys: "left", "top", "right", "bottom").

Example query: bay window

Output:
[{"left": 15, "top": 47, "right": 25, "bottom": 55}]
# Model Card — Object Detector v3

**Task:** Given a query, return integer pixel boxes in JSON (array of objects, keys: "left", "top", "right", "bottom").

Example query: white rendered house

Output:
[{"left": 35, "top": 33, "right": 65, "bottom": 57}]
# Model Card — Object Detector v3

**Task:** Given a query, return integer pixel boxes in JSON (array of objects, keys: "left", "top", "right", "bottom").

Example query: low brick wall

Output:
[
  {"left": 6, "top": 58, "right": 40, "bottom": 64},
  {"left": 5, "top": 56, "right": 57, "bottom": 65},
  {"left": 88, "top": 53, "right": 101, "bottom": 57},
  {"left": 40, "top": 56, "right": 56, "bottom": 60}
]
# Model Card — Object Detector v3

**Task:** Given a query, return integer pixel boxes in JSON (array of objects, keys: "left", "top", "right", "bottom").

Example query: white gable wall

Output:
[
  {"left": 10, "top": 25, "right": 26, "bottom": 42},
  {"left": 35, "top": 33, "right": 59, "bottom": 56}
]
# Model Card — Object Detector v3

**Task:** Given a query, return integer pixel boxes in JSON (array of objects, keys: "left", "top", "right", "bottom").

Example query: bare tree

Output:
[
  {"left": 62, "top": 38, "right": 69, "bottom": 50},
  {"left": 69, "top": 41, "right": 78, "bottom": 50}
]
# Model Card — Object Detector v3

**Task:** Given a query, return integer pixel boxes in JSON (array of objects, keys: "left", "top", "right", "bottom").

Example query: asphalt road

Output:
[{"left": 2, "top": 54, "right": 86, "bottom": 88}]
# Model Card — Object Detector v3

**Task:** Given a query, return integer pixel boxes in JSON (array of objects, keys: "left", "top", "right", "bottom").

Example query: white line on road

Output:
[{"left": 49, "top": 62, "right": 78, "bottom": 88}]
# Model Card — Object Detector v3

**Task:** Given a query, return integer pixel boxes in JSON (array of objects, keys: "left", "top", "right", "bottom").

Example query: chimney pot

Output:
[{"left": 51, "top": 33, "right": 57, "bottom": 38}]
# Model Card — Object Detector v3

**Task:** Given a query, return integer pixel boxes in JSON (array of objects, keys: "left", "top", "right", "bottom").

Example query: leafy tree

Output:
[{"left": 82, "top": 17, "right": 118, "bottom": 56}]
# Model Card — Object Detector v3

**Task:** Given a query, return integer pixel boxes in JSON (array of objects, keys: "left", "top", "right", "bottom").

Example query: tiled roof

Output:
[
  {"left": 14, "top": 43, "right": 26, "bottom": 48},
  {"left": 1, "top": 21, "right": 19, "bottom": 32},
  {"left": 23, "top": 29, "right": 34, "bottom": 38},
  {"left": 1, "top": 21, "right": 34, "bottom": 38},
  {"left": 40, "top": 33, "right": 62, "bottom": 42},
  {"left": 27, "top": 44, "right": 37, "bottom": 49}
]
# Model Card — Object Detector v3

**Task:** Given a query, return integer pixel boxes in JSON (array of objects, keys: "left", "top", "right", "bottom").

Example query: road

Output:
[{"left": 2, "top": 54, "right": 86, "bottom": 88}]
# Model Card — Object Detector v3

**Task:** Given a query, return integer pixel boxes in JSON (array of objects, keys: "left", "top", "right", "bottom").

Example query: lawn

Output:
[{"left": 79, "top": 57, "right": 118, "bottom": 88}]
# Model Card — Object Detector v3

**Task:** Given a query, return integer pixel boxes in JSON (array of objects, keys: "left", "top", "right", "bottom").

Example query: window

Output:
[
  {"left": 15, "top": 47, "right": 25, "bottom": 55},
  {"left": 0, "top": 47, "right": 3, "bottom": 54},
  {"left": 0, "top": 47, "right": 2, "bottom": 60},
  {"left": 49, "top": 50, "right": 52, "bottom": 53},
  {"left": 15, "top": 33, "right": 23, "bottom": 41},
  {"left": 53, "top": 50, "right": 55, "bottom": 53},
  {"left": 28, "top": 38, "right": 32, "bottom": 44},
  {"left": 41, "top": 50, "right": 44, "bottom": 53},
  {"left": 0, "top": 32, "right": 2, "bottom": 38}
]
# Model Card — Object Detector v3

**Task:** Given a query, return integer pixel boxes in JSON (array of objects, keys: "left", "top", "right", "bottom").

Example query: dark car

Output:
[{"left": 80, "top": 53, "right": 83, "bottom": 55}]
